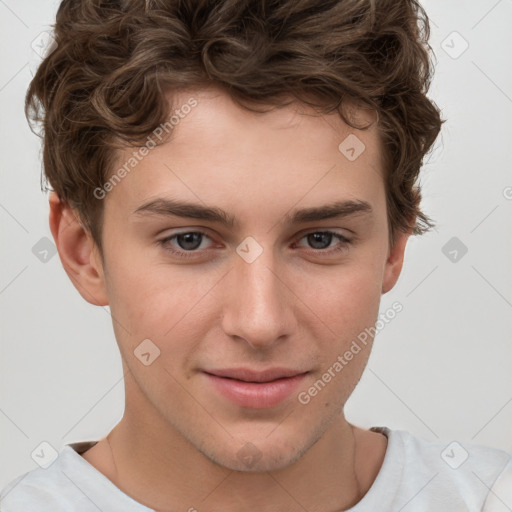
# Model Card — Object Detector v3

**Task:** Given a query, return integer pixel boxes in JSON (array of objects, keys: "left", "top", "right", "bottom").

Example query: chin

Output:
[
  {"left": 194, "top": 425, "right": 319, "bottom": 473},
  {"left": 206, "top": 442, "right": 307, "bottom": 473}
]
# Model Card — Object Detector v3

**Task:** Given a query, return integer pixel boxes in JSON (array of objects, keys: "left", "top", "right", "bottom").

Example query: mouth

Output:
[{"left": 202, "top": 368, "right": 309, "bottom": 409}]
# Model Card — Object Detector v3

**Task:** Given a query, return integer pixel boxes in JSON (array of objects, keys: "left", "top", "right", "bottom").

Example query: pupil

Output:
[
  {"left": 177, "top": 233, "right": 202, "bottom": 250},
  {"left": 308, "top": 232, "right": 332, "bottom": 249}
]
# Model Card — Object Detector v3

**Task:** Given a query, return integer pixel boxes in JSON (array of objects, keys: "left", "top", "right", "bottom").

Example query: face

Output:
[{"left": 82, "top": 85, "right": 407, "bottom": 472}]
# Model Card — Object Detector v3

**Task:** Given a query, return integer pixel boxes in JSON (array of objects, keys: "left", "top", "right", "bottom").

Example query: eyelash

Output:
[{"left": 158, "top": 230, "right": 352, "bottom": 259}]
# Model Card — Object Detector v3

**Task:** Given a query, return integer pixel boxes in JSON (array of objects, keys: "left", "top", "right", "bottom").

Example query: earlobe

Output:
[
  {"left": 49, "top": 191, "right": 109, "bottom": 306},
  {"left": 381, "top": 230, "right": 411, "bottom": 295}
]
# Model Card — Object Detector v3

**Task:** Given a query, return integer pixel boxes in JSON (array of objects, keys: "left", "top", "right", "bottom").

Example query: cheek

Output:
[
  {"left": 298, "top": 259, "right": 384, "bottom": 342},
  {"left": 103, "top": 250, "right": 221, "bottom": 351},
  {"left": 300, "top": 269, "right": 382, "bottom": 405}
]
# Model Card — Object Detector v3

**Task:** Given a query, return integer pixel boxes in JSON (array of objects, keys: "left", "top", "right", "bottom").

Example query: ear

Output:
[
  {"left": 381, "top": 229, "right": 411, "bottom": 295},
  {"left": 49, "top": 191, "right": 108, "bottom": 306}
]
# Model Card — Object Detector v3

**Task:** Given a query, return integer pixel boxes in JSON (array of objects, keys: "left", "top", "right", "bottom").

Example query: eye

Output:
[
  {"left": 295, "top": 230, "right": 352, "bottom": 254},
  {"left": 158, "top": 231, "right": 214, "bottom": 259}
]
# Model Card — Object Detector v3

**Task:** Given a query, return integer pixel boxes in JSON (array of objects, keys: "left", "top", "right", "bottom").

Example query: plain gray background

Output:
[{"left": 1, "top": 0, "right": 511, "bottom": 490}]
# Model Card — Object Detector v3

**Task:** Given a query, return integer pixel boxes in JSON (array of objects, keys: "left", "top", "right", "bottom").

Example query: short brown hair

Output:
[{"left": 26, "top": 0, "right": 443, "bottom": 255}]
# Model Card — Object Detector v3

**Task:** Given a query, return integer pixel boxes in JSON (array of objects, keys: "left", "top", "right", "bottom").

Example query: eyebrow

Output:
[{"left": 132, "top": 197, "right": 373, "bottom": 227}]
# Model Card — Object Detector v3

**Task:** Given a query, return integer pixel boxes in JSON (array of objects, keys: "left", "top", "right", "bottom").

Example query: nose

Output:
[{"left": 221, "top": 245, "right": 295, "bottom": 350}]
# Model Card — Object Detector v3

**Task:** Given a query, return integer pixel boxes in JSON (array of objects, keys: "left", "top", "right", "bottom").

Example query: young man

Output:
[{"left": 2, "top": 0, "right": 511, "bottom": 510}]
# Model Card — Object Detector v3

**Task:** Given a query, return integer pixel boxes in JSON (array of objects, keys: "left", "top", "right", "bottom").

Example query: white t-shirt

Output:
[{"left": 1, "top": 426, "right": 511, "bottom": 511}]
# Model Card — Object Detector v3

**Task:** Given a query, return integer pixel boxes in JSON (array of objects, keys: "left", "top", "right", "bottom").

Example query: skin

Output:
[{"left": 49, "top": 85, "right": 411, "bottom": 511}]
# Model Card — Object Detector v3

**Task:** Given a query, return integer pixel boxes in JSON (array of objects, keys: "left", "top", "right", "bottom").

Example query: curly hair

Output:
[{"left": 26, "top": 0, "right": 443, "bottom": 254}]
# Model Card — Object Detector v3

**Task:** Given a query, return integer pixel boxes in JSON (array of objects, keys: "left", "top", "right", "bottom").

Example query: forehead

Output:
[
  {"left": 161, "top": 85, "right": 381, "bottom": 161},
  {"left": 106, "top": 86, "right": 386, "bottom": 221}
]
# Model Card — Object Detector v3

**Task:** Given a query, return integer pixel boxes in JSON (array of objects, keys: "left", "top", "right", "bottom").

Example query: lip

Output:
[{"left": 202, "top": 368, "right": 309, "bottom": 409}]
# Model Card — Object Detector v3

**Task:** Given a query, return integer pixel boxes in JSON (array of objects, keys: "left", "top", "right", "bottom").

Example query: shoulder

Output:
[
  {"left": 0, "top": 441, "right": 154, "bottom": 512},
  {"left": 1, "top": 457, "right": 79, "bottom": 511},
  {"left": 482, "top": 456, "right": 512, "bottom": 511},
  {"left": 384, "top": 427, "right": 512, "bottom": 510},
  {"left": 0, "top": 442, "right": 99, "bottom": 512}
]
